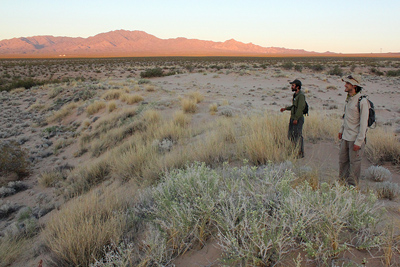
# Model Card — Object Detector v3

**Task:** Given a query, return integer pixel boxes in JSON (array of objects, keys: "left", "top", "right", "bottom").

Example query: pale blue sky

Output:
[{"left": 1, "top": 0, "right": 399, "bottom": 53}]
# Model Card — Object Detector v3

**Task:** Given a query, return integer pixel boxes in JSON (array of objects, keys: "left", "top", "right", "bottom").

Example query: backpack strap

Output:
[{"left": 357, "top": 95, "right": 368, "bottom": 112}]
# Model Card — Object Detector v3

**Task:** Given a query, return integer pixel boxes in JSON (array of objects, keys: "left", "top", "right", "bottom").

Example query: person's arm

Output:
[
  {"left": 338, "top": 106, "right": 345, "bottom": 139},
  {"left": 280, "top": 105, "right": 292, "bottom": 112},
  {"left": 354, "top": 98, "right": 369, "bottom": 148}
]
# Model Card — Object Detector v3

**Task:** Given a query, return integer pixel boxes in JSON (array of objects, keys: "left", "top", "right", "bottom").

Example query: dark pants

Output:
[{"left": 288, "top": 117, "right": 304, "bottom": 157}]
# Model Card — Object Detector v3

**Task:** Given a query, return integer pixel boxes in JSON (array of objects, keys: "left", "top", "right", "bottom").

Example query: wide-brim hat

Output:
[{"left": 342, "top": 75, "right": 362, "bottom": 86}]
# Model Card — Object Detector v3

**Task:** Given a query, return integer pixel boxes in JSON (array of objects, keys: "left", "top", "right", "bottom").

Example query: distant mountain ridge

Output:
[{"left": 0, "top": 30, "right": 320, "bottom": 57}]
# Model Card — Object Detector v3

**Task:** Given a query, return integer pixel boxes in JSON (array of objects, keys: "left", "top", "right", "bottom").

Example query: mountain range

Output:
[{"left": 0, "top": 30, "right": 326, "bottom": 58}]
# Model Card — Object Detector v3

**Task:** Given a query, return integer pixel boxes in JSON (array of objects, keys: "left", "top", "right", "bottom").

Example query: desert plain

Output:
[{"left": 1, "top": 57, "right": 400, "bottom": 267}]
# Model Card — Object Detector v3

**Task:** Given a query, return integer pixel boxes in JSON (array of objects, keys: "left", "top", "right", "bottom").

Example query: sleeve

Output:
[
  {"left": 339, "top": 106, "right": 345, "bottom": 134},
  {"left": 285, "top": 105, "right": 292, "bottom": 111},
  {"left": 293, "top": 94, "right": 305, "bottom": 120},
  {"left": 355, "top": 98, "right": 369, "bottom": 146}
]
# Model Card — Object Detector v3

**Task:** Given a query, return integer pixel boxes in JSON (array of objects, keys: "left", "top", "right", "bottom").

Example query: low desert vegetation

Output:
[
  {"left": 86, "top": 163, "right": 384, "bottom": 266},
  {"left": 181, "top": 98, "right": 197, "bottom": 113},
  {"left": 47, "top": 102, "right": 78, "bottom": 123},
  {"left": 120, "top": 93, "right": 143, "bottom": 104},
  {"left": 187, "top": 91, "right": 204, "bottom": 103},
  {"left": 0, "top": 141, "right": 29, "bottom": 183},
  {"left": 44, "top": 184, "right": 130, "bottom": 267},
  {"left": 86, "top": 101, "right": 106, "bottom": 115},
  {"left": 2, "top": 57, "right": 400, "bottom": 267},
  {"left": 108, "top": 101, "right": 117, "bottom": 112}
]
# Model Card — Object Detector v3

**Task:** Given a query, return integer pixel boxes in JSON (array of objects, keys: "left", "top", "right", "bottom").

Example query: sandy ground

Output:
[{"left": 1, "top": 66, "right": 400, "bottom": 266}]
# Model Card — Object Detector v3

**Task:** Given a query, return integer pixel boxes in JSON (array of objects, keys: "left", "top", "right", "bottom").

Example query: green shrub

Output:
[
  {"left": 370, "top": 68, "right": 384, "bottom": 76},
  {"left": 282, "top": 62, "right": 294, "bottom": 70},
  {"left": 328, "top": 65, "right": 343, "bottom": 76},
  {"left": 0, "top": 141, "right": 29, "bottom": 180},
  {"left": 140, "top": 68, "right": 164, "bottom": 78},
  {"left": 310, "top": 64, "right": 325, "bottom": 71},
  {"left": 386, "top": 69, "right": 400, "bottom": 77},
  {"left": 294, "top": 64, "right": 303, "bottom": 72}
]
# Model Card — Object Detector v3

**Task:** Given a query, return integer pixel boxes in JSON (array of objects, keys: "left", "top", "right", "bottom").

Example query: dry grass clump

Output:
[
  {"left": 209, "top": 103, "right": 218, "bottom": 114},
  {"left": 120, "top": 93, "right": 143, "bottom": 104},
  {"left": 187, "top": 91, "right": 204, "bottom": 103},
  {"left": 173, "top": 110, "right": 191, "bottom": 127},
  {"left": 101, "top": 89, "right": 126, "bottom": 100},
  {"left": 238, "top": 114, "right": 297, "bottom": 164},
  {"left": 64, "top": 158, "right": 111, "bottom": 197},
  {"left": 108, "top": 101, "right": 117, "bottom": 112},
  {"left": 144, "top": 84, "right": 156, "bottom": 92},
  {"left": 303, "top": 113, "right": 342, "bottom": 142},
  {"left": 181, "top": 98, "right": 197, "bottom": 113},
  {"left": 47, "top": 102, "right": 78, "bottom": 123},
  {"left": 44, "top": 185, "right": 129, "bottom": 267},
  {"left": 83, "top": 107, "right": 137, "bottom": 143},
  {"left": 38, "top": 169, "right": 65, "bottom": 187},
  {"left": 89, "top": 120, "right": 146, "bottom": 157},
  {"left": 142, "top": 109, "right": 161, "bottom": 124},
  {"left": 111, "top": 140, "right": 159, "bottom": 184},
  {"left": 0, "top": 237, "right": 30, "bottom": 267},
  {"left": 87, "top": 101, "right": 106, "bottom": 115},
  {"left": 365, "top": 128, "right": 400, "bottom": 164},
  {"left": 10, "top": 87, "right": 26, "bottom": 94}
]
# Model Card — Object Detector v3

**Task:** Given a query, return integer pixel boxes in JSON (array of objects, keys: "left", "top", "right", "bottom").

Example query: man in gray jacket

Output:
[{"left": 338, "top": 75, "right": 369, "bottom": 187}]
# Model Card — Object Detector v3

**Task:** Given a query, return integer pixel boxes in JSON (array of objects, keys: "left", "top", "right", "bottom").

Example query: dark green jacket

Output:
[{"left": 285, "top": 90, "right": 306, "bottom": 120}]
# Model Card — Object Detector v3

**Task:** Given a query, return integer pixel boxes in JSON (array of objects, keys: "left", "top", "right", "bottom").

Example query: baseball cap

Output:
[
  {"left": 342, "top": 75, "right": 362, "bottom": 86},
  {"left": 289, "top": 79, "right": 302, "bottom": 87}
]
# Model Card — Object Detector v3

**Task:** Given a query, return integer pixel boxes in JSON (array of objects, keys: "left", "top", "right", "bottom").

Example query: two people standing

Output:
[{"left": 280, "top": 75, "right": 369, "bottom": 187}]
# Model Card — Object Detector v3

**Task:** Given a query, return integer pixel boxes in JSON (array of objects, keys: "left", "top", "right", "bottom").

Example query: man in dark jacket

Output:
[{"left": 280, "top": 79, "right": 306, "bottom": 158}]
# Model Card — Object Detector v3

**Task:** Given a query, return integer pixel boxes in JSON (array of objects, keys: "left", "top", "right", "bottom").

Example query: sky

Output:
[{"left": 1, "top": 0, "right": 399, "bottom": 54}]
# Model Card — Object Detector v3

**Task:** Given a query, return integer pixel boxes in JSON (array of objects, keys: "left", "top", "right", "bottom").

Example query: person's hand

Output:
[
  {"left": 338, "top": 133, "right": 342, "bottom": 139},
  {"left": 280, "top": 108, "right": 286, "bottom": 112},
  {"left": 293, "top": 120, "right": 298, "bottom": 125},
  {"left": 353, "top": 144, "right": 361, "bottom": 151}
]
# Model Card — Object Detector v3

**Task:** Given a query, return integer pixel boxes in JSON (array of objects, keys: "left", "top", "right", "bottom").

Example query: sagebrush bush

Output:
[
  {"left": 0, "top": 141, "right": 29, "bottom": 180},
  {"left": 365, "top": 165, "right": 392, "bottom": 182},
  {"left": 375, "top": 181, "right": 400, "bottom": 200},
  {"left": 117, "top": 163, "right": 383, "bottom": 266}
]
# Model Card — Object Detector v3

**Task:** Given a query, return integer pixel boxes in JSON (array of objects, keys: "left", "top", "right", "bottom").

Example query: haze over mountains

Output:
[{"left": 0, "top": 30, "right": 326, "bottom": 58}]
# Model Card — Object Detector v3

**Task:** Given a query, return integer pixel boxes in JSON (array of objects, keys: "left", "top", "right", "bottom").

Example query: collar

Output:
[{"left": 346, "top": 92, "right": 359, "bottom": 102}]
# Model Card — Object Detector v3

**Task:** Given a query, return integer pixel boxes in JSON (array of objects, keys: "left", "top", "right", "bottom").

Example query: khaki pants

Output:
[{"left": 339, "top": 140, "right": 365, "bottom": 187}]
